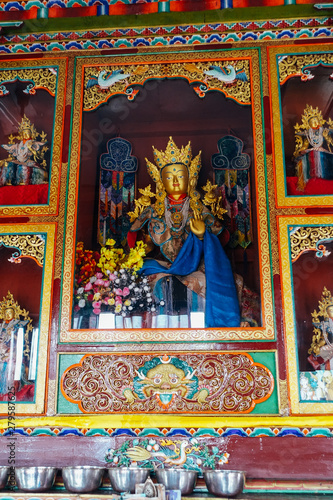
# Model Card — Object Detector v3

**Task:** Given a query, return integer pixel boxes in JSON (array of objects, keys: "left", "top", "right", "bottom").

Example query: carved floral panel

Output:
[{"left": 59, "top": 352, "right": 277, "bottom": 415}]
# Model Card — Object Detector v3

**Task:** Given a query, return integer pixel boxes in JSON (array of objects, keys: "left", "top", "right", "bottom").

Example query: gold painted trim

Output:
[
  {"left": 0, "top": 58, "right": 67, "bottom": 217},
  {"left": 0, "top": 223, "right": 56, "bottom": 414},
  {"left": 269, "top": 44, "right": 333, "bottom": 208},
  {"left": 278, "top": 215, "right": 333, "bottom": 414},
  {"left": 61, "top": 48, "right": 274, "bottom": 343},
  {"left": 2, "top": 414, "right": 333, "bottom": 429}
]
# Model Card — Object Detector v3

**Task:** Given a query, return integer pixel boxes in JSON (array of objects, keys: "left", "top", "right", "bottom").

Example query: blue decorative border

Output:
[
  {"left": 1, "top": 427, "right": 332, "bottom": 437},
  {"left": 0, "top": 18, "right": 332, "bottom": 53}
]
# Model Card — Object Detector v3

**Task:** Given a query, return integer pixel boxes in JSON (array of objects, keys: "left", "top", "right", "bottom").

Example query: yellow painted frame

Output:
[
  {"left": 0, "top": 223, "right": 56, "bottom": 414},
  {"left": 269, "top": 44, "right": 333, "bottom": 208},
  {"left": 0, "top": 58, "right": 67, "bottom": 217},
  {"left": 60, "top": 48, "right": 274, "bottom": 343},
  {"left": 278, "top": 215, "right": 333, "bottom": 414}
]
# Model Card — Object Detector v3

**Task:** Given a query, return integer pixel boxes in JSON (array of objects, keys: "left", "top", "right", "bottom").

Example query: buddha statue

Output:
[
  {"left": 0, "top": 292, "right": 32, "bottom": 397},
  {"left": 129, "top": 137, "right": 242, "bottom": 328},
  {"left": 308, "top": 288, "right": 333, "bottom": 371},
  {"left": 293, "top": 105, "right": 333, "bottom": 191},
  {"left": 0, "top": 115, "right": 48, "bottom": 187}
]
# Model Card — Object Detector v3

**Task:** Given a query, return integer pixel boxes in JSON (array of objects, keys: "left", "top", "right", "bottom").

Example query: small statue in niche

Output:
[
  {"left": 293, "top": 105, "right": 333, "bottom": 191},
  {"left": 308, "top": 287, "right": 333, "bottom": 370},
  {"left": 0, "top": 115, "right": 48, "bottom": 187},
  {"left": 128, "top": 137, "right": 258, "bottom": 328},
  {"left": 0, "top": 291, "right": 32, "bottom": 397}
]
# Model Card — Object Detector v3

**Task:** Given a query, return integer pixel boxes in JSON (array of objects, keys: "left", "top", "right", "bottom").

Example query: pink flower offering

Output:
[
  {"left": 95, "top": 279, "right": 104, "bottom": 286},
  {"left": 84, "top": 282, "right": 93, "bottom": 291},
  {"left": 115, "top": 288, "right": 123, "bottom": 296},
  {"left": 115, "top": 296, "right": 122, "bottom": 305},
  {"left": 122, "top": 287, "right": 130, "bottom": 297},
  {"left": 92, "top": 301, "right": 101, "bottom": 308},
  {"left": 109, "top": 273, "right": 116, "bottom": 281},
  {"left": 93, "top": 308, "right": 101, "bottom": 315},
  {"left": 96, "top": 272, "right": 103, "bottom": 279},
  {"left": 103, "top": 281, "right": 110, "bottom": 287}
]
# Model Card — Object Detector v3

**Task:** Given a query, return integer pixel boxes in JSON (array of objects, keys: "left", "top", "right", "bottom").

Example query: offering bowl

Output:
[
  {"left": 15, "top": 466, "right": 57, "bottom": 492},
  {"left": 108, "top": 467, "right": 151, "bottom": 493},
  {"left": 62, "top": 466, "right": 105, "bottom": 493},
  {"left": 203, "top": 469, "right": 245, "bottom": 497},
  {"left": 155, "top": 468, "right": 197, "bottom": 495},
  {"left": 0, "top": 467, "right": 9, "bottom": 489}
]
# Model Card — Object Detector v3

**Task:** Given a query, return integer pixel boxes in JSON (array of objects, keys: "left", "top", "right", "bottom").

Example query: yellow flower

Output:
[
  {"left": 123, "top": 241, "right": 147, "bottom": 271},
  {"left": 115, "top": 304, "right": 122, "bottom": 313},
  {"left": 105, "top": 239, "right": 116, "bottom": 247},
  {"left": 93, "top": 292, "right": 101, "bottom": 301},
  {"left": 124, "top": 299, "right": 131, "bottom": 306},
  {"left": 108, "top": 298, "right": 115, "bottom": 306}
]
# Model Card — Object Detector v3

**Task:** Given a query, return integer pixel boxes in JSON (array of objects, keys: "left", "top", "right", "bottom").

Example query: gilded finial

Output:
[
  {"left": 128, "top": 185, "right": 156, "bottom": 222},
  {"left": 202, "top": 180, "right": 227, "bottom": 220}
]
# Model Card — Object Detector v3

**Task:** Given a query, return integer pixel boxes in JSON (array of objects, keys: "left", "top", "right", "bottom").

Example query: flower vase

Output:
[
  {"left": 72, "top": 315, "right": 83, "bottom": 329},
  {"left": 132, "top": 315, "right": 143, "bottom": 329},
  {"left": 89, "top": 314, "right": 99, "bottom": 329}
]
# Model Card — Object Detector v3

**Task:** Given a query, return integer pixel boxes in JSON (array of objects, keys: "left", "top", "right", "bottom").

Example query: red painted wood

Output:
[
  {"left": 0, "top": 435, "right": 331, "bottom": 480},
  {"left": 263, "top": 95, "right": 272, "bottom": 156}
]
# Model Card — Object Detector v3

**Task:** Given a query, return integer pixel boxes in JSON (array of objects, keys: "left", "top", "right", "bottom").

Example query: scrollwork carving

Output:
[
  {"left": 0, "top": 234, "right": 45, "bottom": 266},
  {"left": 0, "top": 67, "right": 57, "bottom": 97},
  {"left": 290, "top": 226, "right": 333, "bottom": 262},
  {"left": 61, "top": 352, "right": 274, "bottom": 414},
  {"left": 83, "top": 60, "right": 251, "bottom": 111},
  {"left": 278, "top": 53, "right": 333, "bottom": 85}
]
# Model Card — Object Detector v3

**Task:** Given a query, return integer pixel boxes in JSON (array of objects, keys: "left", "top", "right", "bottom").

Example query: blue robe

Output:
[{"left": 140, "top": 231, "right": 240, "bottom": 328}]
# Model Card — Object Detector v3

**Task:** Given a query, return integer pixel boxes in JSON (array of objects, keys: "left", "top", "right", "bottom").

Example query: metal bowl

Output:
[
  {"left": 155, "top": 468, "right": 197, "bottom": 495},
  {"left": 108, "top": 467, "right": 151, "bottom": 493},
  {"left": 15, "top": 467, "right": 57, "bottom": 492},
  {"left": 203, "top": 469, "right": 245, "bottom": 497},
  {"left": 0, "top": 467, "right": 9, "bottom": 489},
  {"left": 62, "top": 466, "right": 105, "bottom": 493}
]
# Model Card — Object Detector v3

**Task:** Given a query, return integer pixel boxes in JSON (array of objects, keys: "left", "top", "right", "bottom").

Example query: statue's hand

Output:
[{"left": 190, "top": 211, "right": 206, "bottom": 240}]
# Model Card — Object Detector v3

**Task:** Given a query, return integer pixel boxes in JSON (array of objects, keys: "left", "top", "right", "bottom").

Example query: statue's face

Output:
[
  {"left": 161, "top": 163, "right": 188, "bottom": 198},
  {"left": 327, "top": 305, "right": 333, "bottom": 319},
  {"left": 22, "top": 129, "right": 31, "bottom": 140},
  {"left": 4, "top": 308, "right": 14, "bottom": 321},
  {"left": 309, "top": 117, "right": 320, "bottom": 130}
]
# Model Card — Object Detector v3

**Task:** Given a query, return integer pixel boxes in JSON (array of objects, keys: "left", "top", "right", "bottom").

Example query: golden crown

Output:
[
  {"left": 18, "top": 115, "right": 37, "bottom": 138},
  {"left": 145, "top": 137, "right": 203, "bottom": 217},
  {"left": 297, "top": 104, "right": 325, "bottom": 131},
  {"left": 152, "top": 137, "right": 192, "bottom": 170}
]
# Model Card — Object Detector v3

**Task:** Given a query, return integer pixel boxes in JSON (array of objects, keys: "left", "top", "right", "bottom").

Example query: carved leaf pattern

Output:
[
  {"left": 0, "top": 234, "right": 45, "bottom": 266},
  {"left": 278, "top": 53, "right": 333, "bottom": 85},
  {"left": 0, "top": 68, "right": 57, "bottom": 96},
  {"left": 290, "top": 226, "right": 333, "bottom": 262},
  {"left": 83, "top": 60, "right": 251, "bottom": 111}
]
